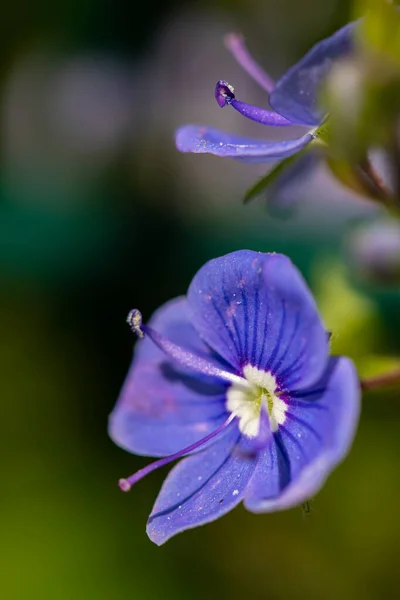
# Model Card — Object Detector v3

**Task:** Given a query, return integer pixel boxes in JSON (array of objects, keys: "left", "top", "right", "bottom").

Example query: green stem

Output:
[
  {"left": 361, "top": 368, "right": 400, "bottom": 392},
  {"left": 358, "top": 158, "right": 392, "bottom": 207}
]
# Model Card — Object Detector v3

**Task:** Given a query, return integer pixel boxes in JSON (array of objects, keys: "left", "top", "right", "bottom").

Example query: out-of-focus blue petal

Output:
[
  {"left": 187, "top": 251, "right": 328, "bottom": 389},
  {"left": 349, "top": 219, "right": 400, "bottom": 285},
  {"left": 267, "top": 152, "right": 320, "bottom": 217},
  {"left": 108, "top": 298, "right": 229, "bottom": 457},
  {"left": 244, "top": 357, "right": 360, "bottom": 512},
  {"left": 270, "top": 22, "right": 357, "bottom": 126},
  {"left": 146, "top": 426, "right": 256, "bottom": 545},
  {"left": 175, "top": 125, "right": 314, "bottom": 164}
]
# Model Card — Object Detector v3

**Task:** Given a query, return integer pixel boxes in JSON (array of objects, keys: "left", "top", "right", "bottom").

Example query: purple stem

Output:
[
  {"left": 225, "top": 32, "right": 276, "bottom": 93},
  {"left": 119, "top": 414, "right": 236, "bottom": 491}
]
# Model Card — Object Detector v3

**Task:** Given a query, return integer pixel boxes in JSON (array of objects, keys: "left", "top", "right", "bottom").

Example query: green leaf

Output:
[
  {"left": 323, "top": 53, "right": 400, "bottom": 164},
  {"left": 356, "top": 0, "right": 400, "bottom": 66},
  {"left": 243, "top": 148, "right": 309, "bottom": 204}
]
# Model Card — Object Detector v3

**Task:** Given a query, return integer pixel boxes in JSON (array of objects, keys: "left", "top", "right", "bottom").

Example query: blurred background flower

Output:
[
  {"left": 347, "top": 218, "right": 400, "bottom": 285},
  {"left": 1, "top": 1, "right": 400, "bottom": 599}
]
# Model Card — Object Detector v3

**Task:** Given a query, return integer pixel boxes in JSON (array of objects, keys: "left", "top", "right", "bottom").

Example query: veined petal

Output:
[
  {"left": 146, "top": 426, "right": 257, "bottom": 545},
  {"left": 175, "top": 125, "right": 314, "bottom": 164},
  {"left": 187, "top": 251, "right": 328, "bottom": 389},
  {"left": 108, "top": 298, "right": 229, "bottom": 457},
  {"left": 270, "top": 21, "right": 357, "bottom": 125},
  {"left": 244, "top": 357, "right": 360, "bottom": 512}
]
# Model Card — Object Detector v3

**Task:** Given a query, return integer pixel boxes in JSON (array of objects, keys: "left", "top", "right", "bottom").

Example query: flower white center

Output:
[{"left": 226, "top": 364, "right": 287, "bottom": 438}]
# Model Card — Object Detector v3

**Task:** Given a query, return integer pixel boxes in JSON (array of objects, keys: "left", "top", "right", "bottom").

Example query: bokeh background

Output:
[{"left": 1, "top": 1, "right": 400, "bottom": 599}]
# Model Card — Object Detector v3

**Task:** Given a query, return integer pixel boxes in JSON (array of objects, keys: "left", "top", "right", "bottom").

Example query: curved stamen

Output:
[
  {"left": 127, "top": 309, "right": 249, "bottom": 387},
  {"left": 215, "top": 81, "right": 293, "bottom": 127},
  {"left": 224, "top": 32, "right": 275, "bottom": 93},
  {"left": 119, "top": 413, "right": 236, "bottom": 491}
]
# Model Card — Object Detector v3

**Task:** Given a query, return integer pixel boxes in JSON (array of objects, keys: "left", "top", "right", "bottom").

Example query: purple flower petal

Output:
[
  {"left": 175, "top": 125, "right": 314, "bottom": 163},
  {"left": 244, "top": 357, "right": 360, "bottom": 511},
  {"left": 146, "top": 425, "right": 256, "bottom": 545},
  {"left": 187, "top": 251, "right": 328, "bottom": 390},
  {"left": 270, "top": 22, "right": 357, "bottom": 126},
  {"left": 108, "top": 297, "right": 229, "bottom": 457}
]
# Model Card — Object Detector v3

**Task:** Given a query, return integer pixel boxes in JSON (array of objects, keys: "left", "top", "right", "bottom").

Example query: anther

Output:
[
  {"left": 215, "top": 80, "right": 235, "bottom": 107},
  {"left": 127, "top": 309, "right": 144, "bottom": 338}
]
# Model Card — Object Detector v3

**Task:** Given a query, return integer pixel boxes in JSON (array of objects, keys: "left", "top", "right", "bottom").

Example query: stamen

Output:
[
  {"left": 215, "top": 80, "right": 235, "bottom": 107},
  {"left": 127, "top": 308, "right": 249, "bottom": 387},
  {"left": 214, "top": 81, "right": 293, "bottom": 127},
  {"left": 127, "top": 309, "right": 144, "bottom": 338},
  {"left": 225, "top": 32, "right": 275, "bottom": 93},
  {"left": 118, "top": 413, "right": 236, "bottom": 492}
]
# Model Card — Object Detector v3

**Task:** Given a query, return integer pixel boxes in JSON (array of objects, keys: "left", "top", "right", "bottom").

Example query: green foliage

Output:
[
  {"left": 324, "top": 1, "right": 400, "bottom": 165},
  {"left": 357, "top": 0, "right": 400, "bottom": 66},
  {"left": 313, "top": 260, "right": 382, "bottom": 360},
  {"left": 243, "top": 150, "right": 309, "bottom": 204}
]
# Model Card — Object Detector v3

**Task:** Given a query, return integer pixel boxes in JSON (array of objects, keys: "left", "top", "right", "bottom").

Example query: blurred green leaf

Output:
[
  {"left": 313, "top": 260, "right": 382, "bottom": 359},
  {"left": 322, "top": 59, "right": 400, "bottom": 207},
  {"left": 323, "top": 1, "right": 400, "bottom": 167},
  {"left": 357, "top": 353, "right": 400, "bottom": 378},
  {"left": 243, "top": 149, "right": 309, "bottom": 204},
  {"left": 356, "top": 0, "right": 400, "bottom": 66},
  {"left": 322, "top": 0, "right": 400, "bottom": 178},
  {"left": 326, "top": 155, "right": 373, "bottom": 197}
]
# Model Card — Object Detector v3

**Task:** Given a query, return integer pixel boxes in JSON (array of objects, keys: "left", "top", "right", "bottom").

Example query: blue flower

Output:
[
  {"left": 175, "top": 23, "right": 357, "bottom": 179},
  {"left": 109, "top": 251, "right": 360, "bottom": 545}
]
